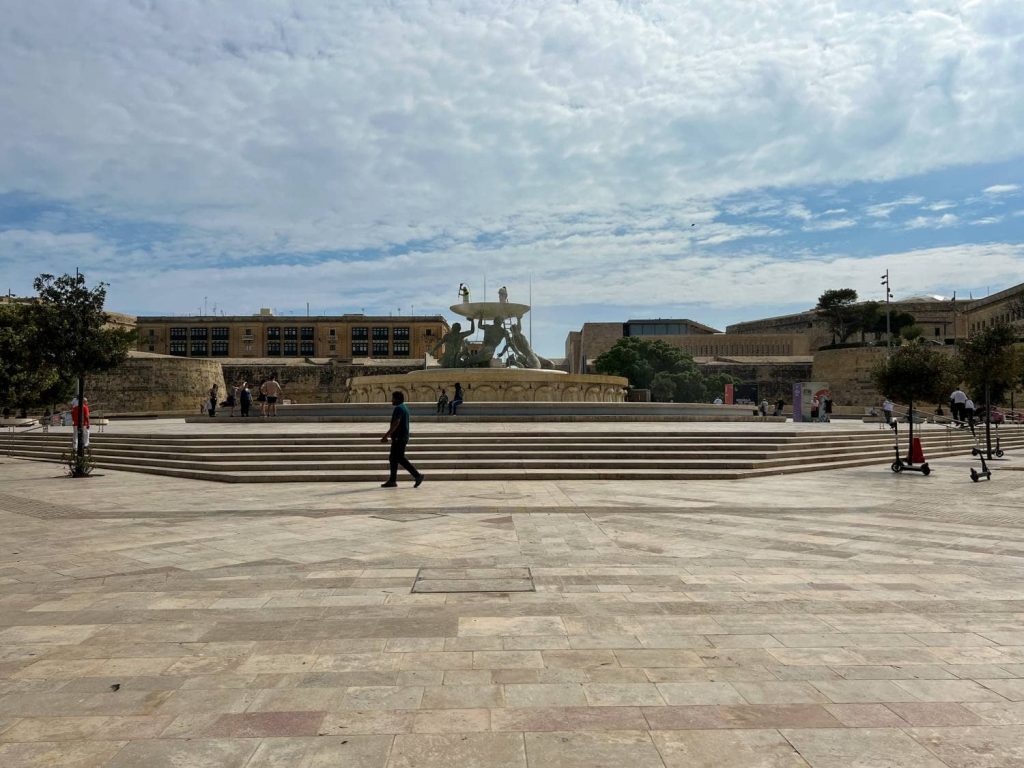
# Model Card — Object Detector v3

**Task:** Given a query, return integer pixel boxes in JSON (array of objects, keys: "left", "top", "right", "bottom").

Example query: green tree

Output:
[
  {"left": 594, "top": 337, "right": 735, "bottom": 402},
  {"left": 900, "top": 324, "right": 923, "bottom": 342},
  {"left": 816, "top": 288, "right": 860, "bottom": 344},
  {"left": 31, "top": 273, "right": 135, "bottom": 476},
  {"left": 871, "top": 342, "right": 957, "bottom": 462},
  {"left": 0, "top": 304, "right": 72, "bottom": 415},
  {"left": 956, "top": 323, "right": 1023, "bottom": 458}
]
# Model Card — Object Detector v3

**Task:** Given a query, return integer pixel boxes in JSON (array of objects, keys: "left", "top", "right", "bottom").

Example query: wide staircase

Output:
[{"left": 3, "top": 425, "right": 1021, "bottom": 483}]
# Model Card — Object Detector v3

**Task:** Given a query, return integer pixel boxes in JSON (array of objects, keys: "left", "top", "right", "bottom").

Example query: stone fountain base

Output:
[{"left": 347, "top": 367, "right": 628, "bottom": 403}]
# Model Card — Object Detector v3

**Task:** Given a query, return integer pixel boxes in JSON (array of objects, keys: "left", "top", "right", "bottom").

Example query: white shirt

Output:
[
  {"left": 965, "top": 399, "right": 974, "bottom": 410},
  {"left": 713, "top": 398, "right": 723, "bottom": 405},
  {"left": 951, "top": 389, "right": 967, "bottom": 404},
  {"left": 882, "top": 399, "right": 893, "bottom": 412}
]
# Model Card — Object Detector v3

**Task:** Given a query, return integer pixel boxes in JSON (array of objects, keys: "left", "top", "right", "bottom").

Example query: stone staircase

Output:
[{"left": 3, "top": 426, "right": 1021, "bottom": 483}]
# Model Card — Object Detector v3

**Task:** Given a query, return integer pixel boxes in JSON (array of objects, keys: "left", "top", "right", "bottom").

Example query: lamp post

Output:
[{"left": 880, "top": 270, "right": 893, "bottom": 348}]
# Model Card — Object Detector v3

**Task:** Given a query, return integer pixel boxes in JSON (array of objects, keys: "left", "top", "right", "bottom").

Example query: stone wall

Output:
[
  {"left": 88, "top": 352, "right": 226, "bottom": 413},
  {"left": 698, "top": 361, "right": 814, "bottom": 402},
  {"left": 222, "top": 361, "right": 424, "bottom": 404}
]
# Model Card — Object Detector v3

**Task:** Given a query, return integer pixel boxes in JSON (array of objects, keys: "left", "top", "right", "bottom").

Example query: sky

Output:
[{"left": 1, "top": 1, "right": 1022, "bottom": 357}]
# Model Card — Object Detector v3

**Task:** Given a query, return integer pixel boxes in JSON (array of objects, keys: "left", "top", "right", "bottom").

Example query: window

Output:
[
  {"left": 372, "top": 326, "right": 388, "bottom": 340},
  {"left": 352, "top": 341, "right": 368, "bottom": 355},
  {"left": 372, "top": 340, "right": 389, "bottom": 356},
  {"left": 329, "top": 343, "right": 336, "bottom": 352},
  {"left": 425, "top": 328, "right": 432, "bottom": 337},
  {"left": 934, "top": 327, "right": 941, "bottom": 336},
  {"left": 170, "top": 341, "right": 187, "bottom": 356},
  {"left": 191, "top": 341, "right": 208, "bottom": 355},
  {"left": 284, "top": 327, "right": 298, "bottom": 340},
  {"left": 267, "top": 326, "right": 281, "bottom": 339},
  {"left": 300, "top": 326, "right": 314, "bottom": 340},
  {"left": 351, "top": 326, "right": 368, "bottom": 340},
  {"left": 284, "top": 341, "right": 298, "bottom": 356},
  {"left": 393, "top": 326, "right": 410, "bottom": 340},
  {"left": 243, "top": 342, "right": 254, "bottom": 353},
  {"left": 170, "top": 327, "right": 186, "bottom": 340},
  {"left": 244, "top": 328, "right": 253, "bottom": 338},
  {"left": 211, "top": 327, "right": 229, "bottom": 340},
  {"left": 211, "top": 340, "right": 229, "bottom": 356},
  {"left": 190, "top": 327, "right": 208, "bottom": 339},
  {"left": 147, "top": 329, "right": 155, "bottom": 337},
  {"left": 328, "top": 328, "right": 336, "bottom": 337},
  {"left": 267, "top": 341, "right": 281, "bottom": 355},
  {"left": 147, "top": 344, "right": 155, "bottom": 352},
  {"left": 393, "top": 340, "right": 410, "bottom": 356},
  {"left": 300, "top": 341, "right": 314, "bottom": 356}
]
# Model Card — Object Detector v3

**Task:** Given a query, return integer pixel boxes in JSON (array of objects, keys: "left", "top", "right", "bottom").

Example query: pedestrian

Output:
[
  {"left": 965, "top": 396, "right": 976, "bottom": 434},
  {"left": 261, "top": 376, "right": 283, "bottom": 417},
  {"left": 227, "top": 383, "right": 238, "bottom": 417},
  {"left": 759, "top": 399, "right": 769, "bottom": 417},
  {"left": 950, "top": 387, "right": 967, "bottom": 425},
  {"left": 239, "top": 382, "right": 252, "bottom": 418},
  {"left": 823, "top": 395, "right": 833, "bottom": 422},
  {"left": 436, "top": 388, "right": 449, "bottom": 414},
  {"left": 882, "top": 396, "right": 894, "bottom": 425},
  {"left": 811, "top": 396, "right": 819, "bottom": 421},
  {"left": 208, "top": 383, "right": 218, "bottom": 417},
  {"left": 380, "top": 391, "right": 424, "bottom": 488},
  {"left": 774, "top": 398, "right": 785, "bottom": 417},
  {"left": 71, "top": 397, "right": 90, "bottom": 450},
  {"left": 448, "top": 382, "right": 464, "bottom": 415}
]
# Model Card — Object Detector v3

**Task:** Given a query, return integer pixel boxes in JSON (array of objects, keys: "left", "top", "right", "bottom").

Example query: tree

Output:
[
  {"left": 856, "top": 301, "right": 881, "bottom": 343},
  {"left": 31, "top": 273, "right": 135, "bottom": 476},
  {"left": 816, "top": 288, "right": 860, "bottom": 345},
  {"left": 0, "top": 303, "right": 71, "bottom": 415},
  {"left": 594, "top": 337, "right": 735, "bottom": 402},
  {"left": 900, "top": 324, "right": 923, "bottom": 342},
  {"left": 871, "top": 342, "right": 957, "bottom": 464},
  {"left": 956, "top": 323, "right": 1023, "bottom": 459}
]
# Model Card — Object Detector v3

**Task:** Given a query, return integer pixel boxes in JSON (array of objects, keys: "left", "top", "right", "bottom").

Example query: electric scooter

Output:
[
  {"left": 970, "top": 453, "right": 992, "bottom": 482},
  {"left": 890, "top": 420, "right": 930, "bottom": 475}
]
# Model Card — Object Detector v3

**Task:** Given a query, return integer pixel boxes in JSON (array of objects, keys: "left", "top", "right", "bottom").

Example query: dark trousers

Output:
[
  {"left": 388, "top": 439, "right": 420, "bottom": 481},
  {"left": 448, "top": 398, "right": 463, "bottom": 415},
  {"left": 240, "top": 401, "right": 250, "bottom": 417}
]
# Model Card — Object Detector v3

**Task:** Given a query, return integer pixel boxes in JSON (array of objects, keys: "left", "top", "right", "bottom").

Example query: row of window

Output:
[
  {"left": 167, "top": 340, "right": 411, "bottom": 357},
  {"left": 166, "top": 326, "right": 413, "bottom": 341}
]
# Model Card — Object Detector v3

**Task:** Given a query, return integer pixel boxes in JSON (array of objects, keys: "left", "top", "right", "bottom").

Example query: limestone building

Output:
[{"left": 135, "top": 312, "right": 448, "bottom": 360}]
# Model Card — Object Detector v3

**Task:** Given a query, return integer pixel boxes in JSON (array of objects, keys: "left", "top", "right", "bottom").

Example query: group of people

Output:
[
  {"left": 435, "top": 383, "right": 464, "bottom": 415},
  {"left": 949, "top": 387, "right": 978, "bottom": 433},
  {"left": 811, "top": 394, "right": 833, "bottom": 422},
  {"left": 205, "top": 377, "right": 283, "bottom": 418}
]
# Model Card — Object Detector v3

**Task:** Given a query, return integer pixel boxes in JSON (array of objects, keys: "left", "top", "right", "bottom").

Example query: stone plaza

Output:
[{"left": 1, "top": 421, "right": 1023, "bottom": 767}]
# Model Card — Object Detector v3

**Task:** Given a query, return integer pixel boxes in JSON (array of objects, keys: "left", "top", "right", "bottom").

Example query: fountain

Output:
[{"left": 347, "top": 286, "right": 628, "bottom": 404}]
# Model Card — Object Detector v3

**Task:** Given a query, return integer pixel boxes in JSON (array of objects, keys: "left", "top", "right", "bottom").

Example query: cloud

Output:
[
  {"left": 864, "top": 196, "right": 926, "bottom": 219},
  {"left": 801, "top": 218, "right": 857, "bottom": 232},
  {"left": 904, "top": 213, "right": 959, "bottom": 230},
  {"left": 984, "top": 184, "right": 1020, "bottom": 195}
]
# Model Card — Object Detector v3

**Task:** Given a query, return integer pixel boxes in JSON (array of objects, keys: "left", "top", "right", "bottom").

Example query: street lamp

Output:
[{"left": 880, "top": 270, "right": 893, "bottom": 348}]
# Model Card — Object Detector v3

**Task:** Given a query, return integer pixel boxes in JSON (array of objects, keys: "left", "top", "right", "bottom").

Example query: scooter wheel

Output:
[
  {"left": 971, "top": 470, "right": 979, "bottom": 482},
  {"left": 996, "top": 450, "right": 1004, "bottom": 458},
  {"left": 921, "top": 464, "right": 930, "bottom": 476},
  {"left": 891, "top": 462, "right": 902, "bottom": 473},
  {"left": 971, "top": 448, "right": 979, "bottom": 456}
]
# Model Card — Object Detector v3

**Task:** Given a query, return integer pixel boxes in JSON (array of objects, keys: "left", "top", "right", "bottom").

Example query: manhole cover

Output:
[{"left": 412, "top": 567, "right": 535, "bottom": 593}]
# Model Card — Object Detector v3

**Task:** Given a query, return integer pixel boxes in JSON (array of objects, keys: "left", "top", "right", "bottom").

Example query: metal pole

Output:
[
  {"left": 880, "top": 270, "right": 892, "bottom": 348},
  {"left": 985, "top": 381, "right": 993, "bottom": 460}
]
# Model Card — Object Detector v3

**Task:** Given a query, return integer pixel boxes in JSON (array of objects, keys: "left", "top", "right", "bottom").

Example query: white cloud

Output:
[
  {"left": 924, "top": 201, "right": 957, "bottom": 211},
  {"left": 864, "top": 196, "right": 926, "bottom": 219},
  {"left": 905, "top": 213, "right": 959, "bottom": 230},
  {"left": 984, "top": 184, "right": 1020, "bottom": 195},
  {"left": 802, "top": 218, "right": 857, "bottom": 232},
  {"left": 970, "top": 216, "right": 1003, "bottom": 225}
]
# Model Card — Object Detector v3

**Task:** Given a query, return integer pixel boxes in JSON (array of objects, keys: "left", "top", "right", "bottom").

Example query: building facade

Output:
[
  {"left": 964, "top": 282, "right": 1024, "bottom": 336},
  {"left": 135, "top": 313, "right": 448, "bottom": 360}
]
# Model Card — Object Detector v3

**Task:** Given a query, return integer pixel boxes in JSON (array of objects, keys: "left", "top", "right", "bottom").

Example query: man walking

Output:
[
  {"left": 381, "top": 391, "right": 424, "bottom": 488},
  {"left": 950, "top": 387, "right": 967, "bottom": 425},
  {"left": 261, "top": 375, "right": 283, "bottom": 417}
]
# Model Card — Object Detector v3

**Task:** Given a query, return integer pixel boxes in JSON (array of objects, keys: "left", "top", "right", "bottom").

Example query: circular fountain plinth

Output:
[{"left": 348, "top": 367, "right": 627, "bottom": 403}]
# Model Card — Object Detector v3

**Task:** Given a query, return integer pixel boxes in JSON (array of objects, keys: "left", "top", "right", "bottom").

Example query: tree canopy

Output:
[
  {"left": 594, "top": 337, "right": 735, "bottom": 402},
  {"left": 870, "top": 342, "right": 957, "bottom": 406},
  {"left": 0, "top": 273, "right": 134, "bottom": 415},
  {"left": 816, "top": 288, "right": 860, "bottom": 344},
  {"left": 956, "top": 323, "right": 1022, "bottom": 406}
]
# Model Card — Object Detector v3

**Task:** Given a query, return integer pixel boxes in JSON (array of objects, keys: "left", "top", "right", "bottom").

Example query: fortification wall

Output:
[{"left": 88, "top": 353, "right": 226, "bottom": 413}]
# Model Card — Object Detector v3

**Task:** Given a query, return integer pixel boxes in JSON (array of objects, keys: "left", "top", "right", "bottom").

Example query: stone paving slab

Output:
[{"left": 1, "top": 433, "right": 1024, "bottom": 766}]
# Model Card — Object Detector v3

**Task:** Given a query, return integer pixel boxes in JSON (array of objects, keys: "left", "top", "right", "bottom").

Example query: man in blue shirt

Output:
[{"left": 381, "top": 391, "right": 424, "bottom": 488}]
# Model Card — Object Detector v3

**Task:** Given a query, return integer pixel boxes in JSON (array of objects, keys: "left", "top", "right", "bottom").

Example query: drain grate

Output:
[{"left": 412, "top": 567, "right": 535, "bottom": 593}]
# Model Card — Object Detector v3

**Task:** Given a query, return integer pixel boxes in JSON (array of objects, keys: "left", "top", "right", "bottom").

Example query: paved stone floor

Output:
[{"left": 1, "top": 425, "right": 1023, "bottom": 767}]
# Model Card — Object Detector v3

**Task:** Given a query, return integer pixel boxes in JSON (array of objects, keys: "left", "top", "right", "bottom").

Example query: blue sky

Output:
[{"left": 1, "top": 1, "right": 1022, "bottom": 356}]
